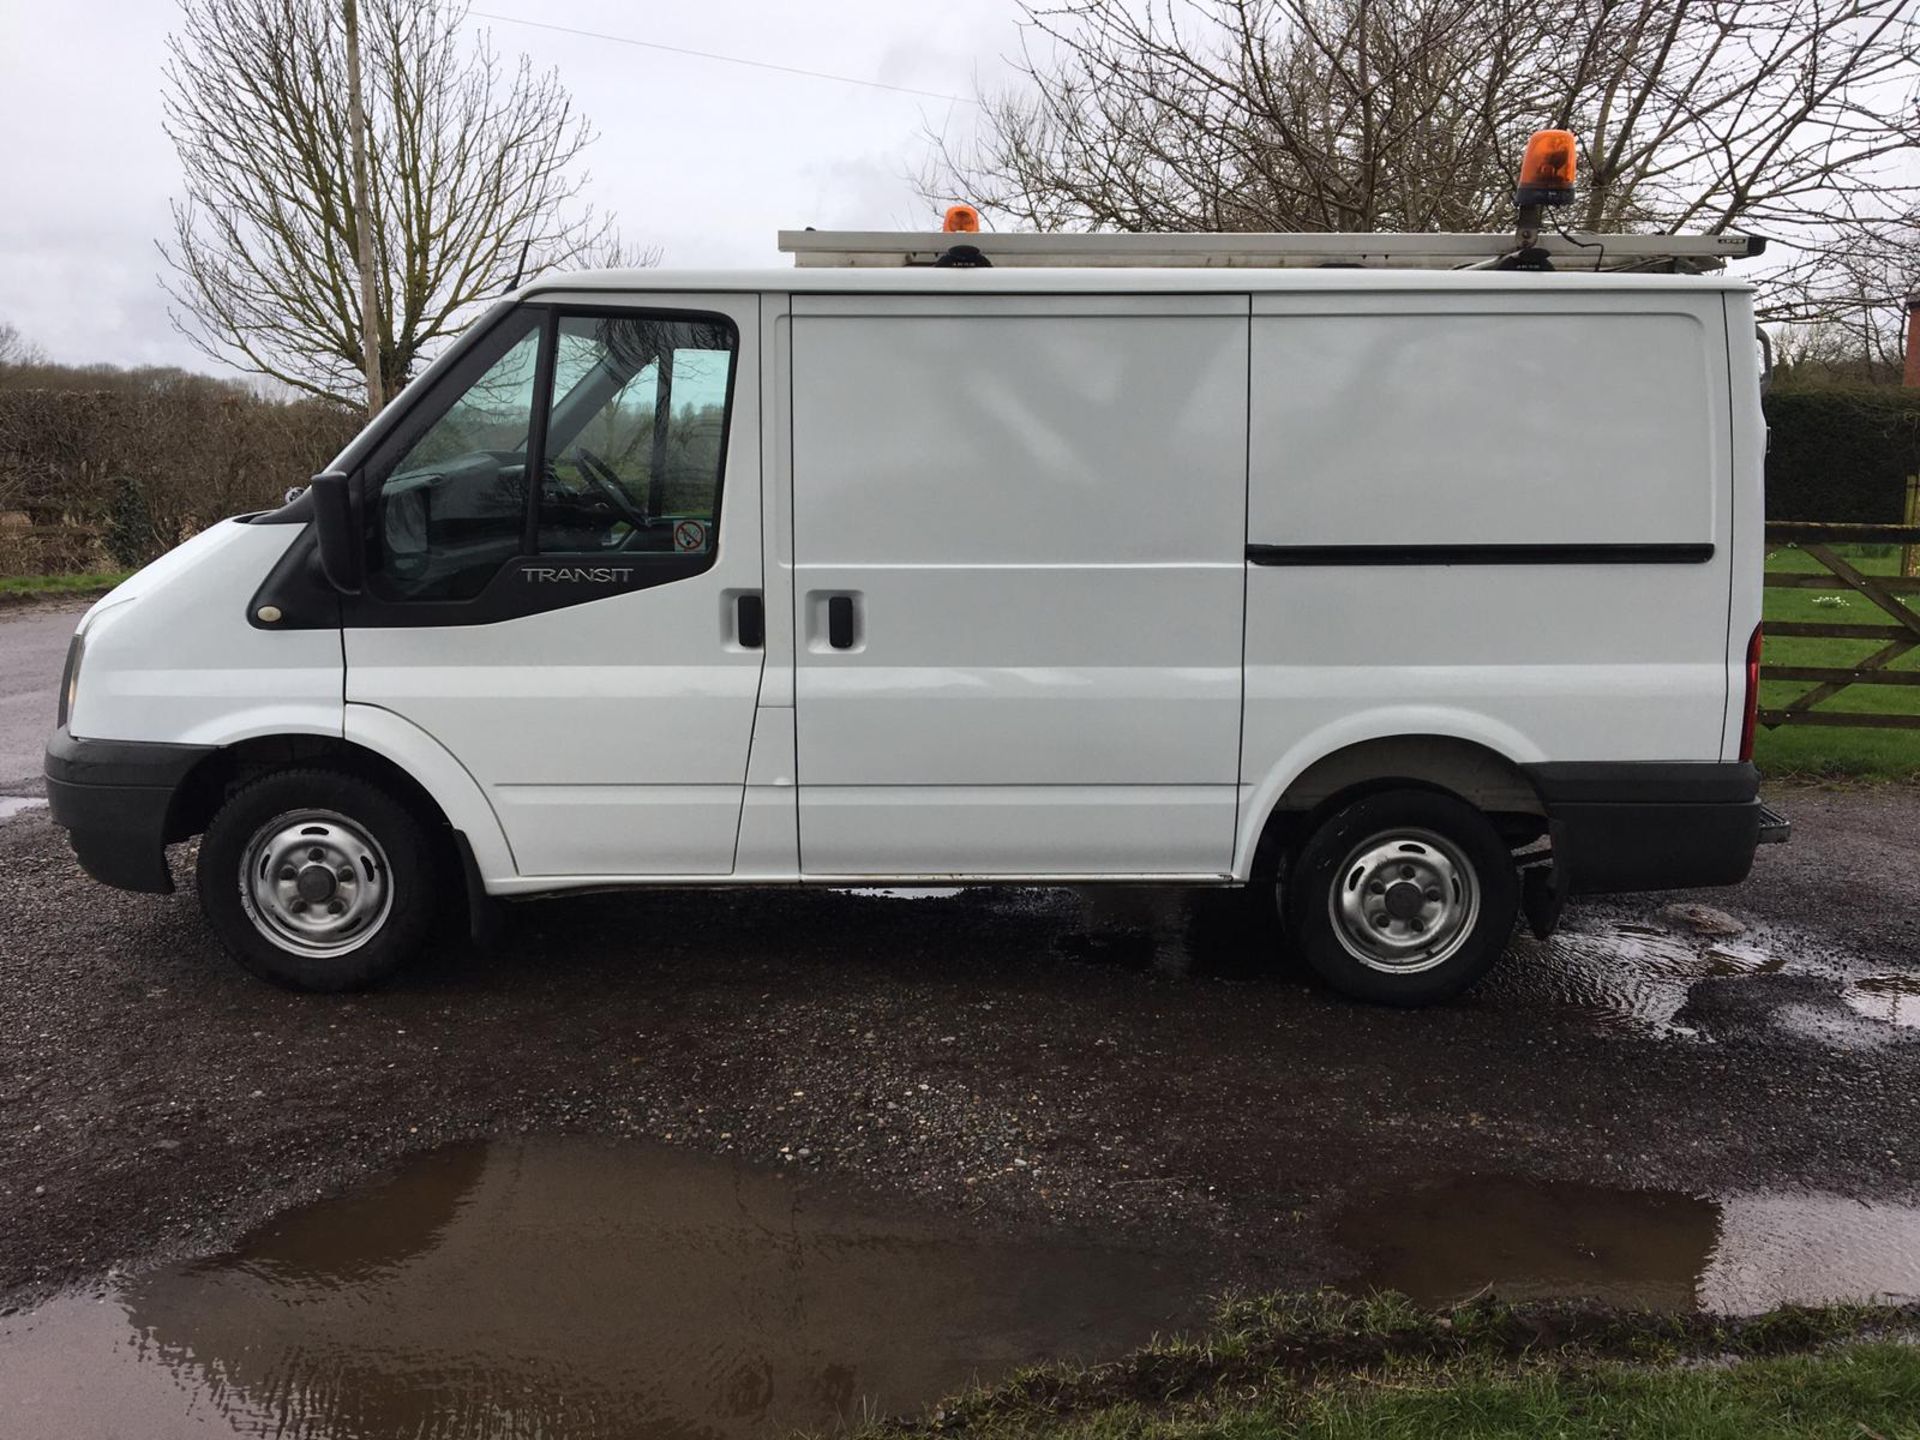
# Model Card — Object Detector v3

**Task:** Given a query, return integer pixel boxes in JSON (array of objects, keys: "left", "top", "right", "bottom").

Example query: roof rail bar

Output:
[{"left": 775, "top": 229, "right": 1765, "bottom": 273}]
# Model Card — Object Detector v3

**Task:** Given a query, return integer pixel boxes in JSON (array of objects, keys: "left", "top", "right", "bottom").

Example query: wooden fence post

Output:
[{"left": 1906, "top": 475, "right": 1920, "bottom": 579}]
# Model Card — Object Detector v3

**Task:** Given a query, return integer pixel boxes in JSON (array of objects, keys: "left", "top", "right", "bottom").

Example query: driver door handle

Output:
[{"left": 735, "top": 593, "right": 765, "bottom": 649}]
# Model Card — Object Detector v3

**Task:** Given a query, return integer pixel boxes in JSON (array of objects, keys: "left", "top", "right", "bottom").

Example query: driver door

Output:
[{"left": 343, "top": 295, "right": 765, "bottom": 878}]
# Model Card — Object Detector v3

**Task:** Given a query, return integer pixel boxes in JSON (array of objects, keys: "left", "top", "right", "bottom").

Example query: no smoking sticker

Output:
[{"left": 673, "top": 519, "right": 708, "bottom": 553}]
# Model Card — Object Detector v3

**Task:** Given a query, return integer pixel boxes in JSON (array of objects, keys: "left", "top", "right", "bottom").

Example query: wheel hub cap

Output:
[
  {"left": 294, "top": 865, "right": 338, "bottom": 903},
  {"left": 1329, "top": 828, "right": 1481, "bottom": 975},
  {"left": 240, "top": 810, "right": 392, "bottom": 958}
]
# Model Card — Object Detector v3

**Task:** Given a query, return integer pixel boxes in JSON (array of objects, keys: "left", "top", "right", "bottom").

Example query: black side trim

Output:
[
  {"left": 1525, "top": 760, "right": 1759, "bottom": 807},
  {"left": 344, "top": 552, "right": 713, "bottom": 627},
  {"left": 44, "top": 728, "right": 216, "bottom": 895},
  {"left": 1247, "top": 543, "right": 1715, "bottom": 567}
]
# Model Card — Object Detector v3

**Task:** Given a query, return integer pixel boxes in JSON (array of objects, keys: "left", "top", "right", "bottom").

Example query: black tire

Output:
[
  {"left": 1286, "top": 788, "right": 1518, "bottom": 1006},
  {"left": 196, "top": 768, "right": 438, "bottom": 992}
]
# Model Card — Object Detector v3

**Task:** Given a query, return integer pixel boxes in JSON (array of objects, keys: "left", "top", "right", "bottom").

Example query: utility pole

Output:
[{"left": 344, "top": 0, "right": 383, "bottom": 417}]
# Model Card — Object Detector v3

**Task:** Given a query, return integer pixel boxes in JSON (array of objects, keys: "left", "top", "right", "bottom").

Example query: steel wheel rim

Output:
[
  {"left": 1328, "top": 827, "right": 1480, "bottom": 975},
  {"left": 239, "top": 809, "right": 393, "bottom": 958}
]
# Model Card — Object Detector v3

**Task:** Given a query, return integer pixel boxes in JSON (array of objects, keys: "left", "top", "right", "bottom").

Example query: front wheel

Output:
[
  {"left": 1287, "top": 789, "right": 1518, "bottom": 1006},
  {"left": 196, "top": 768, "right": 438, "bottom": 991}
]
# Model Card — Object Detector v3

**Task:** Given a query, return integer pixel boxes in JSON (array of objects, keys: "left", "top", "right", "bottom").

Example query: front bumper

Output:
[
  {"left": 44, "top": 727, "right": 215, "bottom": 894},
  {"left": 1522, "top": 760, "right": 1784, "bottom": 897}
]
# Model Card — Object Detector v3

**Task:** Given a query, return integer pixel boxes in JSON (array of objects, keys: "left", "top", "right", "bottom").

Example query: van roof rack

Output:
[{"left": 776, "top": 229, "right": 1765, "bottom": 274}]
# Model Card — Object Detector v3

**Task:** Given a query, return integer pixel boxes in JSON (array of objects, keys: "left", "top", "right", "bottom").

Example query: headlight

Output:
[{"left": 57, "top": 630, "right": 85, "bottom": 732}]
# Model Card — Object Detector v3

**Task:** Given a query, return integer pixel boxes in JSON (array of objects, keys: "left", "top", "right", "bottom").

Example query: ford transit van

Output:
[{"left": 44, "top": 226, "right": 1786, "bottom": 1004}]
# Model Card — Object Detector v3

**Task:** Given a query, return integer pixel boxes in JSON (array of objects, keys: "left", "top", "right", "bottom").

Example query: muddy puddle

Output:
[
  {"left": 1487, "top": 917, "right": 1787, "bottom": 1037},
  {"left": 0, "top": 1139, "right": 1211, "bottom": 1440},
  {"left": 1339, "top": 1174, "right": 1920, "bottom": 1313}
]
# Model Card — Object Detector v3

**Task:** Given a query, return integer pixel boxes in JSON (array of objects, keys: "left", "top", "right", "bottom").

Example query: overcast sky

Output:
[{"left": 0, "top": 0, "right": 1024, "bottom": 376}]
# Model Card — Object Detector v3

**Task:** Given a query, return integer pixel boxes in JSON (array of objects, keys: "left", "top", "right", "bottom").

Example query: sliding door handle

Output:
[
  {"left": 827, "top": 595, "right": 855, "bottom": 649},
  {"left": 735, "top": 593, "right": 765, "bottom": 649}
]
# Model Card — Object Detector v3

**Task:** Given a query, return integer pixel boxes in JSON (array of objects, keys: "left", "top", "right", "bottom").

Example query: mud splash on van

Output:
[
  {"left": 0, "top": 1138, "right": 1212, "bottom": 1440},
  {"left": 1337, "top": 1174, "right": 1920, "bottom": 1313}
]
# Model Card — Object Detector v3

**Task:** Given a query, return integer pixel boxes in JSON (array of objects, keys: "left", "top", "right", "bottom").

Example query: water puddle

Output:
[
  {"left": 1339, "top": 1175, "right": 1920, "bottom": 1313},
  {"left": 0, "top": 795, "right": 47, "bottom": 822},
  {"left": 0, "top": 1138, "right": 1210, "bottom": 1440},
  {"left": 1488, "top": 912, "right": 1793, "bottom": 1038},
  {"left": 1843, "top": 974, "right": 1920, "bottom": 1029}
]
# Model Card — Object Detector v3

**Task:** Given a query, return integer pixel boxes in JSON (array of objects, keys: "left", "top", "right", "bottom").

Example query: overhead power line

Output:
[{"left": 467, "top": 10, "right": 983, "bottom": 108}]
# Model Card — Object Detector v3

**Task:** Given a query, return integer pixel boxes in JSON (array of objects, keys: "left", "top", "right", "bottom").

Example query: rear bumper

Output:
[
  {"left": 44, "top": 727, "right": 214, "bottom": 894},
  {"left": 1523, "top": 761, "right": 1783, "bottom": 897}
]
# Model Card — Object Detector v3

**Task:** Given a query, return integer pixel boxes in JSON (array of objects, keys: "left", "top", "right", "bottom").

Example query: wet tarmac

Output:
[{"left": 0, "top": 1138, "right": 1210, "bottom": 1440}]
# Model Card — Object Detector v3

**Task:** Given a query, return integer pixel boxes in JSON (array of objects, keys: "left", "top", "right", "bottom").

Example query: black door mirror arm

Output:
[{"left": 308, "top": 471, "right": 365, "bottom": 595}]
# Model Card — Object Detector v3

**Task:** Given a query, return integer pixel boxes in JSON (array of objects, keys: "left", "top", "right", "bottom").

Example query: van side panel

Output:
[
  {"left": 789, "top": 294, "right": 1248, "bottom": 877},
  {"left": 1237, "top": 291, "right": 1735, "bottom": 874}
]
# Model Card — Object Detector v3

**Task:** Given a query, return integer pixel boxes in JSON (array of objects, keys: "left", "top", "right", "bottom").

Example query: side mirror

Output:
[{"left": 308, "top": 471, "right": 365, "bottom": 595}]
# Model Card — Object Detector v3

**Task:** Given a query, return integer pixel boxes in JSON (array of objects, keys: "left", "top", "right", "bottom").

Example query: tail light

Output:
[{"left": 1739, "top": 623, "right": 1763, "bottom": 763}]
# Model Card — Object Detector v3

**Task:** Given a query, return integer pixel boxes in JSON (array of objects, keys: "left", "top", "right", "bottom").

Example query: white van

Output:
[{"left": 43, "top": 227, "right": 1786, "bottom": 1004}]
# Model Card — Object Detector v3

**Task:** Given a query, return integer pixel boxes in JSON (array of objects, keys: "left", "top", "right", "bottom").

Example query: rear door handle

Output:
[{"left": 827, "top": 595, "right": 855, "bottom": 650}]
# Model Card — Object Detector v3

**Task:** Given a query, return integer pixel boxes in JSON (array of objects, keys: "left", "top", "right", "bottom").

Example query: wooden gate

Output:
[{"left": 1761, "top": 522, "right": 1920, "bottom": 731}]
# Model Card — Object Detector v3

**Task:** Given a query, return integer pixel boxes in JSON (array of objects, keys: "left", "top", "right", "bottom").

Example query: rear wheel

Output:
[
  {"left": 197, "top": 768, "right": 438, "bottom": 991},
  {"left": 1286, "top": 789, "right": 1518, "bottom": 1006}
]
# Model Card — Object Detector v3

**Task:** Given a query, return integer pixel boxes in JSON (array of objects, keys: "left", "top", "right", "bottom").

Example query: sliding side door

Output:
[{"left": 789, "top": 294, "right": 1249, "bottom": 878}]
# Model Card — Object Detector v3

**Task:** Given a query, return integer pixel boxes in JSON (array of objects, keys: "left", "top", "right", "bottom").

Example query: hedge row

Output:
[
  {"left": 1765, "top": 384, "right": 1920, "bottom": 523},
  {"left": 0, "top": 378, "right": 359, "bottom": 574}
]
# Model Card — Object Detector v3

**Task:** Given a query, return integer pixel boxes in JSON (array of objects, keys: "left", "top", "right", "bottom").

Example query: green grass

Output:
[
  {"left": 0, "top": 570, "right": 133, "bottom": 599},
  {"left": 877, "top": 1292, "right": 1920, "bottom": 1440},
  {"left": 1755, "top": 542, "right": 1920, "bottom": 779},
  {"left": 1252, "top": 1345, "right": 1920, "bottom": 1439}
]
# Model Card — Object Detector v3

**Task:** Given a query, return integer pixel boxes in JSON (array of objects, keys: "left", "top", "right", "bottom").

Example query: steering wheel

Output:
[{"left": 569, "top": 446, "right": 650, "bottom": 529}]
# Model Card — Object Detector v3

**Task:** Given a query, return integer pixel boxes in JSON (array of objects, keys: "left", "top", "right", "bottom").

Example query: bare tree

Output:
[
  {"left": 162, "top": 0, "right": 635, "bottom": 407},
  {"left": 928, "top": 0, "right": 1560, "bottom": 234},
  {"left": 927, "top": 1, "right": 1920, "bottom": 328},
  {"left": 0, "top": 321, "right": 46, "bottom": 369}
]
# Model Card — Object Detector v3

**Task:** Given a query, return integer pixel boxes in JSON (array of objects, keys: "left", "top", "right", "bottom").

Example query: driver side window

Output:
[
  {"left": 366, "top": 306, "right": 737, "bottom": 607},
  {"left": 536, "top": 314, "right": 736, "bottom": 557}
]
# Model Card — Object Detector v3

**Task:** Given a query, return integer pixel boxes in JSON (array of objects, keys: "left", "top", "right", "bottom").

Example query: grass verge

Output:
[
  {"left": 0, "top": 571, "right": 132, "bottom": 603},
  {"left": 876, "top": 1291, "right": 1920, "bottom": 1440}
]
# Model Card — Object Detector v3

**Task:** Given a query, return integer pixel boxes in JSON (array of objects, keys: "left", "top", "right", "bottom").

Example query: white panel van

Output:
[{"left": 43, "top": 245, "right": 1785, "bottom": 1005}]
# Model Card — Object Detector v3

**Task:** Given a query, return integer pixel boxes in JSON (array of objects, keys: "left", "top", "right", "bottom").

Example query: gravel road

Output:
[{"left": 3, "top": 770, "right": 1918, "bottom": 1311}]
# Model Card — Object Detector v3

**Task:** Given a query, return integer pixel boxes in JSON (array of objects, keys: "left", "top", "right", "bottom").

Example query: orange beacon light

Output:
[
  {"left": 1515, "top": 129, "right": 1577, "bottom": 209},
  {"left": 942, "top": 204, "right": 982, "bottom": 233}
]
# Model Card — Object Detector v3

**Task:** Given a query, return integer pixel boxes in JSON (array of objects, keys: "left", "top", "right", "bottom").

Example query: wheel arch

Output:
[
  {"left": 164, "top": 712, "right": 514, "bottom": 886},
  {"left": 1240, "top": 732, "right": 1547, "bottom": 882}
]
